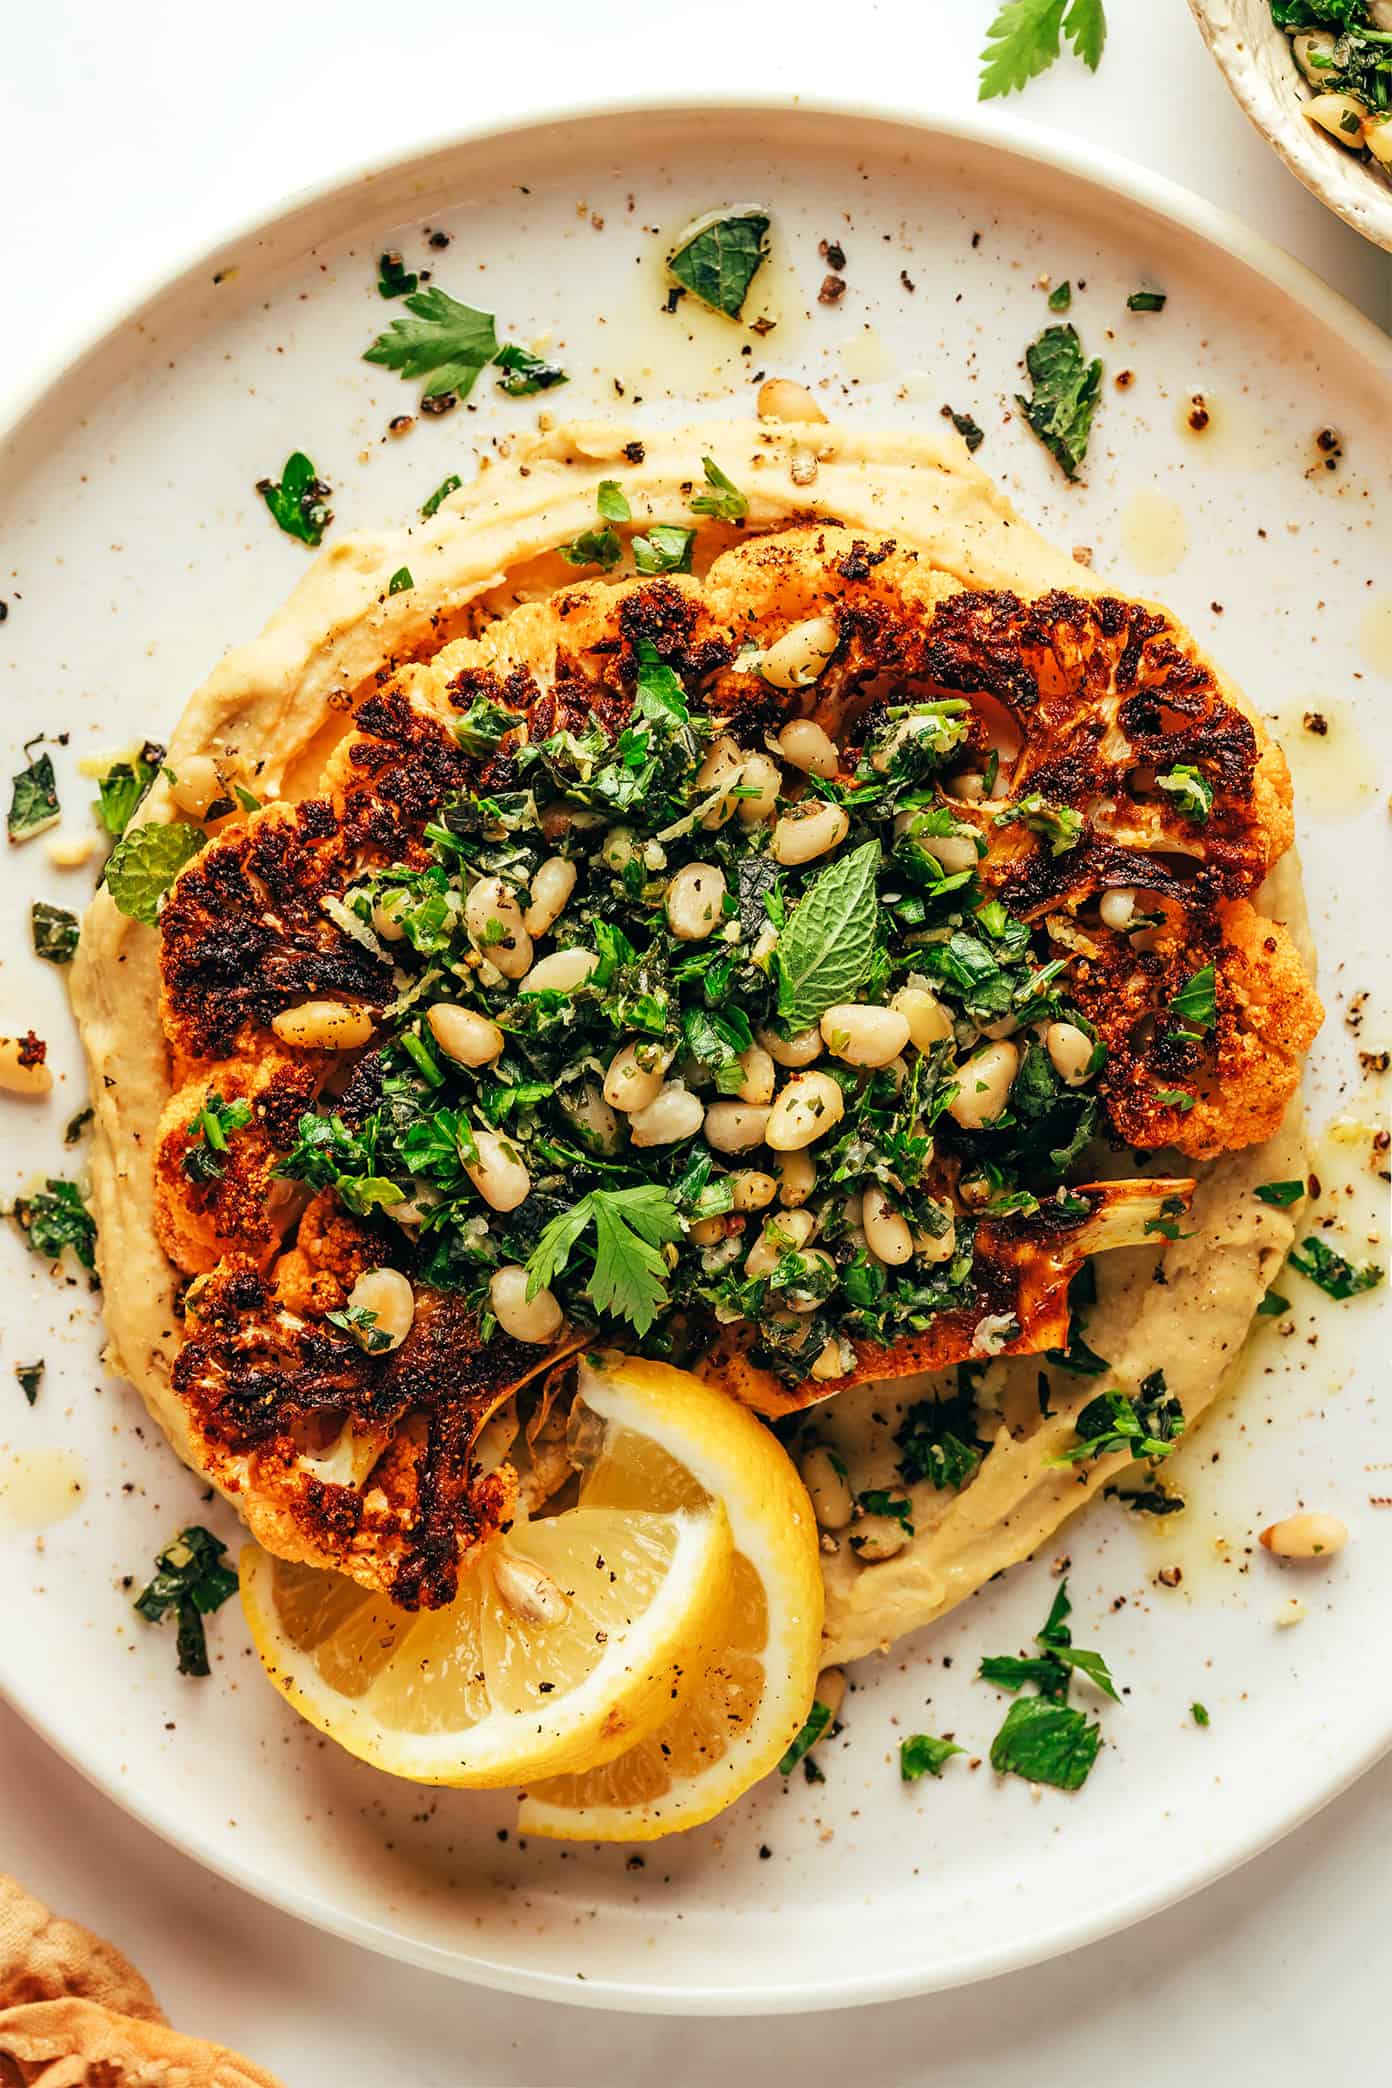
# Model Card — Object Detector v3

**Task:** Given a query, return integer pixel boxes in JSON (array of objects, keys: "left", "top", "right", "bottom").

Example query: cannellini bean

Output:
[
  {"left": 872, "top": 716, "right": 950, "bottom": 774},
  {"left": 757, "top": 1023, "right": 823, "bottom": 1069},
  {"left": 1098, "top": 888, "right": 1136, "bottom": 932},
  {"left": 772, "top": 800, "right": 850, "bottom": 866},
  {"left": 704, "top": 1100, "right": 773, "bottom": 1153},
  {"left": 952, "top": 770, "right": 987, "bottom": 802},
  {"left": 851, "top": 1513, "right": 908, "bottom": 1561},
  {"left": 464, "top": 877, "right": 533, "bottom": 978},
  {"left": 345, "top": 1267, "right": 415, "bottom": 1352},
  {"left": 666, "top": 861, "right": 727, "bottom": 941},
  {"left": 695, "top": 739, "right": 745, "bottom": 830},
  {"left": 891, "top": 986, "right": 954, "bottom": 1050},
  {"left": 603, "top": 1041, "right": 673, "bottom": 1114},
  {"left": 490, "top": 1264, "right": 564, "bottom": 1345},
  {"left": 371, "top": 890, "right": 411, "bottom": 942},
  {"left": 819, "top": 1003, "right": 910, "bottom": 1069},
  {"left": 523, "top": 947, "right": 597, "bottom": 994},
  {"left": 893, "top": 812, "right": 980, "bottom": 875},
  {"left": 1260, "top": 1512, "right": 1348, "bottom": 1560},
  {"left": 766, "top": 1070, "right": 845, "bottom": 1151},
  {"left": 601, "top": 826, "right": 637, "bottom": 872},
  {"left": 689, "top": 1214, "right": 729, "bottom": 1248},
  {"left": 777, "top": 1246, "right": 837, "bottom": 1311},
  {"left": 1366, "top": 115, "right": 1392, "bottom": 167},
  {"left": 0, "top": 1039, "right": 53, "bottom": 1097},
  {"left": 914, "top": 1204, "right": 957, "bottom": 1264},
  {"left": 1293, "top": 29, "right": 1338, "bottom": 82},
  {"left": 465, "top": 1128, "right": 531, "bottom": 1212},
  {"left": 168, "top": 753, "right": 225, "bottom": 819},
  {"left": 271, "top": 1000, "right": 375, "bottom": 1051},
  {"left": 565, "top": 1082, "right": 619, "bottom": 1154},
  {"left": 428, "top": 1003, "right": 504, "bottom": 1068},
  {"left": 776, "top": 719, "right": 839, "bottom": 778},
  {"left": 810, "top": 1335, "right": 854, "bottom": 1383},
  {"left": 629, "top": 1081, "right": 704, "bottom": 1148},
  {"left": 774, "top": 1148, "right": 816, "bottom": 1206},
  {"left": 735, "top": 752, "right": 782, "bottom": 825},
  {"left": 751, "top": 923, "right": 779, "bottom": 967},
  {"left": 946, "top": 1041, "right": 1019, "bottom": 1130},
  {"left": 1305, "top": 91, "right": 1370, "bottom": 148},
  {"left": 46, "top": 832, "right": 97, "bottom": 869},
  {"left": 862, "top": 1185, "right": 913, "bottom": 1266},
  {"left": 492, "top": 1551, "right": 569, "bottom": 1623},
  {"left": 1045, "top": 1021, "right": 1094, "bottom": 1087},
  {"left": 760, "top": 617, "right": 840, "bottom": 692},
  {"left": 757, "top": 376, "right": 827, "bottom": 424},
  {"left": 815, "top": 1665, "right": 847, "bottom": 1722},
  {"left": 733, "top": 1045, "right": 776, "bottom": 1106},
  {"left": 745, "top": 1207, "right": 815, "bottom": 1278},
  {"left": 523, "top": 856, "right": 577, "bottom": 937},
  {"left": 730, "top": 1169, "right": 777, "bottom": 1211},
  {"left": 800, "top": 1445, "right": 853, "bottom": 1530}
]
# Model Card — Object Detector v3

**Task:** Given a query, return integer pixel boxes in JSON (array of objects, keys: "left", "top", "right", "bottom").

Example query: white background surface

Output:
[{"left": 1, "top": 4, "right": 1387, "bottom": 2083}]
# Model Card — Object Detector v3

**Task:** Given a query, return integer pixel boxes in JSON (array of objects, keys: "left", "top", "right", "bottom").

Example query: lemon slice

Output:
[
  {"left": 517, "top": 1351, "right": 824, "bottom": 1842},
  {"left": 239, "top": 1428, "right": 733, "bottom": 1789}
]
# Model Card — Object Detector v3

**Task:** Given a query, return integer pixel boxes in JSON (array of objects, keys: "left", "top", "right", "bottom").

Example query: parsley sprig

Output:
[
  {"left": 980, "top": 1579, "right": 1114, "bottom": 1790},
  {"left": 978, "top": 0, "right": 1108, "bottom": 100},
  {"left": 524, "top": 1184, "right": 684, "bottom": 1337}
]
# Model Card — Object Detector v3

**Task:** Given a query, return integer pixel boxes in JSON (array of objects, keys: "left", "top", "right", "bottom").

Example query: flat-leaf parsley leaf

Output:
[{"left": 978, "top": 0, "right": 1108, "bottom": 101}]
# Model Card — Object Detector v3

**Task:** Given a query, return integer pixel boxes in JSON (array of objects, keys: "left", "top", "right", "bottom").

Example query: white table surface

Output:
[{"left": 1, "top": 4, "right": 1388, "bottom": 2082}]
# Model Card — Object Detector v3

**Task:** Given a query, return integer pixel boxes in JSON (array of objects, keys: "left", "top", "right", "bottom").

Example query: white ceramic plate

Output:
[{"left": 1, "top": 102, "right": 1389, "bottom": 2016}]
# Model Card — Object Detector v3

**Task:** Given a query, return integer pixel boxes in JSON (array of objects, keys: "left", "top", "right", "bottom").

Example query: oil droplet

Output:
[
  {"left": 838, "top": 326, "right": 894, "bottom": 385},
  {"left": 1120, "top": 490, "right": 1190, "bottom": 577},
  {"left": 0, "top": 1448, "right": 86, "bottom": 1531},
  {"left": 1272, "top": 700, "right": 1378, "bottom": 817},
  {"left": 603, "top": 236, "right": 810, "bottom": 403},
  {"left": 1358, "top": 594, "right": 1392, "bottom": 679}
]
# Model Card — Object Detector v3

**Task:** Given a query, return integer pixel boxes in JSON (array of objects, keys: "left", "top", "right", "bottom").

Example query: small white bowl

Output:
[{"left": 1189, "top": 0, "right": 1392, "bottom": 252}]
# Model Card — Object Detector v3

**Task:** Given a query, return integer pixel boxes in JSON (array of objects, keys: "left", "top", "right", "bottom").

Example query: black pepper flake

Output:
[
  {"left": 758, "top": 1845, "right": 772, "bottom": 1860},
  {"left": 626, "top": 1854, "right": 645, "bottom": 1871},
  {"left": 0, "top": 601, "right": 8, "bottom": 622},
  {"left": 1187, "top": 396, "right": 1211, "bottom": 433},
  {"left": 388, "top": 415, "right": 414, "bottom": 438},
  {"left": 622, "top": 441, "right": 646, "bottom": 464},
  {"left": 1115, "top": 369, "right": 1134, "bottom": 390},
  {"left": 749, "top": 315, "right": 776, "bottom": 337},
  {"left": 900, "top": 270, "right": 915, "bottom": 293},
  {"left": 819, "top": 238, "right": 847, "bottom": 272},
  {"left": 1302, "top": 711, "right": 1329, "bottom": 737},
  {"left": 818, "top": 274, "right": 847, "bottom": 305},
  {"left": 663, "top": 285, "right": 685, "bottom": 315},
  {"left": 971, "top": 231, "right": 981, "bottom": 249},
  {"left": 427, "top": 229, "right": 451, "bottom": 249}
]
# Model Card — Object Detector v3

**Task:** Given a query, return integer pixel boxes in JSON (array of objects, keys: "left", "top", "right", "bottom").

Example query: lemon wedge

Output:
[
  {"left": 239, "top": 1408, "right": 733, "bottom": 1789},
  {"left": 517, "top": 1351, "right": 824, "bottom": 1841}
]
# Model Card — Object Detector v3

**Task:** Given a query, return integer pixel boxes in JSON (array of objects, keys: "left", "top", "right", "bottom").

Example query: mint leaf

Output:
[
  {"left": 1170, "top": 964, "right": 1216, "bottom": 1031},
  {"left": 134, "top": 1525, "right": 238, "bottom": 1677},
  {"left": 1254, "top": 1179, "right": 1305, "bottom": 1208},
  {"left": 667, "top": 211, "right": 770, "bottom": 318},
  {"left": 31, "top": 901, "right": 79, "bottom": 965},
  {"left": 256, "top": 452, "right": 332, "bottom": 546},
  {"left": 989, "top": 1695, "right": 1101, "bottom": 1790},
  {"left": 104, "top": 822, "right": 205, "bottom": 925},
  {"left": 13, "top": 1178, "right": 97, "bottom": 1274},
  {"left": 8, "top": 743, "right": 59, "bottom": 843},
  {"left": 1288, "top": 1236, "right": 1384, "bottom": 1300},
  {"left": 775, "top": 838, "right": 881, "bottom": 1032},
  {"left": 93, "top": 742, "right": 164, "bottom": 837},
  {"left": 1015, "top": 323, "right": 1102, "bottom": 479},
  {"left": 363, "top": 285, "right": 499, "bottom": 401},
  {"left": 900, "top": 1733, "right": 964, "bottom": 1781},
  {"left": 690, "top": 456, "right": 748, "bottom": 522},
  {"left": 633, "top": 524, "right": 696, "bottom": 575}
]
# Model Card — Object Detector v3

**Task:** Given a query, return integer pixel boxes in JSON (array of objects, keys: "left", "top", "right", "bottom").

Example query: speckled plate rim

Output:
[{"left": 0, "top": 95, "right": 1388, "bottom": 2017}]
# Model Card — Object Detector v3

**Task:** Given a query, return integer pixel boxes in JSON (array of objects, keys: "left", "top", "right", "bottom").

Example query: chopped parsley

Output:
[
  {"left": 182, "top": 1092, "right": 253, "bottom": 1184},
  {"left": 561, "top": 482, "right": 630, "bottom": 571},
  {"left": 525, "top": 1184, "right": 684, "bottom": 1338},
  {"left": 900, "top": 1733, "right": 964, "bottom": 1781},
  {"left": 14, "top": 1360, "right": 43, "bottom": 1406},
  {"left": 1254, "top": 1178, "right": 1305, "bottom": 1207},
  {"left": 1256, "top": 1287, "right": 1290, "bottom": 1317},
  {"left": 388, "top": 567, "right": 414, "bottom": 596},
  {"left": 326, "top": 1302, "right": 394, "bottom": 1354},
  {"left": 1288, "top": 1236, "right": 1384, "bottom": 1300},
  {"left": 944, "top": 406, "right": 985, "bottom": 452},
  {"left": 421, "top": 474, "right": 463, "bottom": 520},
  {"left": 894, "top": 1382, "right": 984, "bottom": 1492},
  {"left": 1050, "top": 1370, "right": 1185, "bottom": 1467},
  {"left": 134, "top": 1526, "right": 239, "bottom": 1677},
  {"left": 993, "top": 791, "right": 1083, "bottom": 855},
  {"left": 94, "top": 742, "right": 164, "bottom": 837},
  {"left": 103, "top": 821, "right": 205, "bottom": 926},
  {"left": 632, "top": 524, "right": 696, "bottom": 575},
  {"left": 1170, "top": 963, "right": 1216, "bottom": 1032},
  {"left": 13, "top": 1178, "right": 97, "bottom": 1275},
  {"left": 8, "top": 740, "right": 60, "bottom": 844},
  {"left": 666, "top": 210, "right": 770, "bottom": 319},
  {"left": 493, "top": 343, "right": 568, "bottom": 396},
  {"left": 1191, "top": 1701, "right": 1210, "bottom": 1726},
  {"left": 31, "top": 901, "right": 79, "bottom": 965},
  {"left": 981, "top": 1577, "right": 1110, "bottom": 1789},
  {"left": 1014, "top": 323, "right": 1103, "bottom": 480},
  {"left": 1156, "top": 762, "right": 1213, "bottom": 823},
  {"left": 1127, "top": 288, "right": 1167, "bottom": 312},
  {"left": 690, "top": 456, "right": 748, "bottom": 523},
  {"left": 979, "top": 0, "right": 1108, "bottom": 99},
  {"left": 778, "top": 1697, "right": 834, "bottom": 1775},
  {"left": 377, "top": 250, "right": 418, "bottom": 299},
  {"left": 256, "top": 452, "right": 333, "bottom": 546},
  {"left": 1048, "top": 280, "right": 1073, "bottom": 311}
]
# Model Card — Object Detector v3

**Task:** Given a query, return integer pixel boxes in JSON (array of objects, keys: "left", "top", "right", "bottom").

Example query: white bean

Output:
[
  {"left": 819, "top": 1003, "right": 910, "bottom": 1069},
  {"left": 776, "top": 719, "right": 839, "bottom": 778},
  {"left": 523, "top": 856, "right": 577, "bottom": 937},
  {"left": 730, "top": 1169, "right": 777, "bottom": 1211},
  {"left": 372, "top": 890, "right": 410, "bottom": 942},
  {"left": 800, "top": 1445, "right": 853, "bottom": 1530},
  {"left": 666, "top": 861, "right": 727, "bottom": 941},
  {"left": 693, "top": 739, "right": 745, "bottom": 832},
  {"left": 490, "top": 1264, "right": 564, "bottom": 1345},
  {"left": 689, "top": 1214, "right": 729, "bottom": 1248},
  {"left": 893, "top": 811, "right": 980, "bottom": 875},
  {"left": 1045, "top": 1021, "right": 1094, "bottom": 1087},
  {"left": 745, "top": 1208, "right": 815, "bottom": 1279},
  {"left": 630, "top": 1081, "right": 704, "bottom": 1148},
  {"left": 810, "top": 1335, "right": 855, "bottom": 1383},
  {"left": 1305, "top": 91, "right": 1370, "bottom": 148},
  {"left": 1292, "top": 29, "right": 1337, "bottom": 83},
  {"left": 704, "top": 1100, "right": 773, "bottom": 1153},
  {"left": 345, "top": 1267, "right": 415, "bottom": 1352},
  {"left": 915, "top": 1203, "right": 957, "bottom": 1264},
  {"left": 757, "top": 1023, "right": 823, "bottom": 1069},
  {"left": 603, "top": 1040, "right": 673, "bottom": 1114},
  {"left": 774, "top": 1149, "right": 816, "bottom": 1207},
  {"left": 952, "top": 770, "right": 987, "bottom": 803},
  {"left": 766, "top": 1070, "right": 845, "bottom": 1151},
  {"left": 1099, "top": 888, "right": 1136, "bottom": 932},
  {"left": 427, "top": 1003, "right": 503, "bottom": 1068},
  {"left": 736, "top": 753, "right": 782, "bottom": 825},
  {"left": 756, "top": 377, "right": 827, "bottom": 424},
  {"left": 862, "top": 1186, "right": 913, "bottom": 1266},
  {"left": 271, "top": 1001, "right": 375, "bottom": 1051},
  {"left": 0, "top": 1039, "right": 53, "bottom": 1097},
  {"left": 566, "top": 1082, "right": 619, "bottom": 1153},
  {"left": 777, "top": 1247, "right": 838, "bottom": 1312},
  {"left": 851, "top": 1514, "right": 908, "bottom": 1562},
  {"left": 760, "top": 617, "right": 840, "bottom": 692},
  {"left": 891, "top": 986, "right": 954, "bottom": 1050},
  {"left": 733, "top": 1045, "right": 776, "bottom": 1105},
  {"left": 601, "top": 827, "right": 637, "bottom": 873},
  {"left": 465, "top": 1128, "right": 530, "bottom": 1212},
  {"left": 772, "top": 800, "right": 850, "bottom": 866},
  {"left": 1366, "top": 115, "right": 1392, "bottom": 167},
  {"left": 464, "top": 876, "right": 532, "bottom": 978},
  {"left": 946, "top": 1041, "right": 1019, "bottom": 1130},
  {"left": 1260, "top": 1512, "right": 1348, "bottom": 1560},
  {"left": 46, "top": 831, "right": 97, "bottom": 869},
  {"left": 169, "top": 753, "right": 224, "bottom": 819},
  {"left": 523, "top": 947, "right": 597, "bottom": 994}
]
